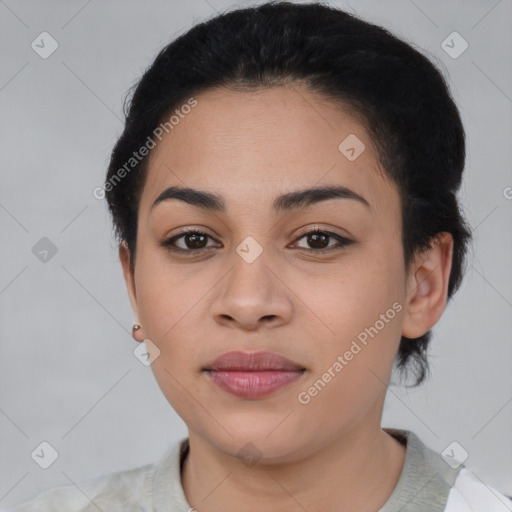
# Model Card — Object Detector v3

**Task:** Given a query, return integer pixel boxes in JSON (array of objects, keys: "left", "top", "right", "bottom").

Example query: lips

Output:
[
  {"left": 203, "top": 350, "right": 306, "bottom": 399},
  {"left": 204, "top": 350, "right": 305, "bottom": 372}
]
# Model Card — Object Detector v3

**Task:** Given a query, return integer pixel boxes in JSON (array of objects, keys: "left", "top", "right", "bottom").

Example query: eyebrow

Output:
[{"left": 150, "top": 185, "right": 371, "bottom": 214}]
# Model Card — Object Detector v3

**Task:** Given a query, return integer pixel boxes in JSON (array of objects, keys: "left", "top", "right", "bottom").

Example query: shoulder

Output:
[
  {"left": 383, "top": 428, "right": 511, "bottom": 512},
  {"left": 445, "top": 468, "right": 512, "bottom": 512},
  {"left": 7, "top": 460, "right": 157, "bottom": 512}
]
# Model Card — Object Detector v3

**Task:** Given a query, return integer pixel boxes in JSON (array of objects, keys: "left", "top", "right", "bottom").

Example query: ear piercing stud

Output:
[{"left": 132, "top": 323, "right": 142, "bottom": 341}]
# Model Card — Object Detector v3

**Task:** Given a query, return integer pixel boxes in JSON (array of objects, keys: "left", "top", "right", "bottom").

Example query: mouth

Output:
[
  {"left": 203, "top": 350, "right": 305, "bottom": 372},
  {"left": 202, "top": 350, "right": 306, "bottom": 399}
]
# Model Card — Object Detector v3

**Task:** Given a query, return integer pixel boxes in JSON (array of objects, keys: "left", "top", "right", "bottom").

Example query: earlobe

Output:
[
  {"left": 401, "top": 232, "right": 454, "bottom": 339},
  {"left": 119, "top": 241, "right": 145, "bottom": 342},
  {"left": 132, "top": 323, "right": 144, "bottom": 343}
]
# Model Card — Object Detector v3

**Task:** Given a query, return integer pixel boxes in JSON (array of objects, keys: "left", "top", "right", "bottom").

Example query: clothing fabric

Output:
[{"left": 8, "top": 429, "right": 511, "bottom": 512}]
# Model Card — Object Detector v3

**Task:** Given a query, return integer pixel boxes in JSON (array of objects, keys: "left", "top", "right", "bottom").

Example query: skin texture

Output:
[{"left": 119, "top": 84, "right": 453, "bottom": 511}]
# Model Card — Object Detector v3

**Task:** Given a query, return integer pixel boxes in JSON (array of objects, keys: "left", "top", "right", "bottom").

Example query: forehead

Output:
[{"left": 140, "top": 85, "right": 399, "bottom": 220}]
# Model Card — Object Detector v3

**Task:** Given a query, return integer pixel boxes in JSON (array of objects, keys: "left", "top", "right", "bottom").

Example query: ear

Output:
[
  {"left": 119, "top": 241, "right": 145, "bottom": 342},
  {"left": 401, "top": 232, "right": 454, "bottom": 339}
]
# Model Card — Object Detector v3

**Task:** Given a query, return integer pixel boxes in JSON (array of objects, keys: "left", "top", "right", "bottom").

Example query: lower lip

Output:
[{"left": 206, "top": 370, "right": 304, "bottom": 399}]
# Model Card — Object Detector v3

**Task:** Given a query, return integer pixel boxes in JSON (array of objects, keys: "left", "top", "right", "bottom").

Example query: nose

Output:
[{"left": 210, "top": 254, "right": 293, "bottom": 332}]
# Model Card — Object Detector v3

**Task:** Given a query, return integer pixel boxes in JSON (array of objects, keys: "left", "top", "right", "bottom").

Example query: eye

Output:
[
  {"left": 292, "top": 228, "right": 354, "bottom": 253},
  {"left": 160, "top": 228, "right": 219, "bottom": 255},
  {"left": 161, "top": 227, "right": 354, "bottom": 256}
]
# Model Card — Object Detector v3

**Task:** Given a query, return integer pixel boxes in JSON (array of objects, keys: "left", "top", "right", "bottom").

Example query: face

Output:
[{"left": 122, "top": 85, "right": 419, "bottom": 463}]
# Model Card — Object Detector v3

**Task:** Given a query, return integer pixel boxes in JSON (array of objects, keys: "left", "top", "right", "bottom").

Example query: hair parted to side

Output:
[{"left": 105, "top": 1, "right": 472, "bottom": 386}]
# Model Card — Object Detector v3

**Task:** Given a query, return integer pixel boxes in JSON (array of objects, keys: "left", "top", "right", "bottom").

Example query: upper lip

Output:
[{"left": 203, "top": 350, "right": 305, "bottom": 371}]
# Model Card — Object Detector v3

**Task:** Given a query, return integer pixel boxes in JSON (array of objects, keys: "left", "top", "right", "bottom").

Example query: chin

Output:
[{"left": 194, "top": 418, "right": 316, "bottom": 465}]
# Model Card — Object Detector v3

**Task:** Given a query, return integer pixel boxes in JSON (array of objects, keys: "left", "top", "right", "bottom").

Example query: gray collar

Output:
[{"left": 379, "top": 428, "right": 463, "bottom": 512}]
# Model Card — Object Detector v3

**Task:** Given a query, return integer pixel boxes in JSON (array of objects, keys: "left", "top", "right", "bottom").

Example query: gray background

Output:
[{"left": 1, "top": 0, "right": 511, "bottom": 508}]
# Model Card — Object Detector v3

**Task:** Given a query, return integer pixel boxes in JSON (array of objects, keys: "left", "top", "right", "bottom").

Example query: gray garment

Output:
[
  {"left": 11, "top": 428, "right": 463, "bottom": 512},
  {"left": 378, "top": 429, "right": 462, "bottom": 512}
]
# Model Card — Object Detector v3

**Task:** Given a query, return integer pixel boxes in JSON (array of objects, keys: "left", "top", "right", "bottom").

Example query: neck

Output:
[{"left": 181, "top": 423, "right": 406, "bottom": 512}]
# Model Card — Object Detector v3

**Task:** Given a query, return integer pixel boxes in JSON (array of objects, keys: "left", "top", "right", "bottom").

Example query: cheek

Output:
[
  {"left": 297, "top": 243, "right": 405, "bottom": 404},
  {"left": 303, "top": 249, "right": 404, "bottom": 344},
  {"left": 133, "top": 251, "right": 227, "bottom": 391},
  {"left": 133, "top": 247, "right": 199, "bottom": 353}
]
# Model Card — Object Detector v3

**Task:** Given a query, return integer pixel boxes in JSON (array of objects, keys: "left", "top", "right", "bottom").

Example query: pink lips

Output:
[{"left": 203, "top": 350, "right": 305, "bottom": 399}]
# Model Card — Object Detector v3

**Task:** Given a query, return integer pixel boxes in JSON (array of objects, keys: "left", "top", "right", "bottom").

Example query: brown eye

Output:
[
  {"left": 161, "top": 229, "right": 218, "bottom": 254},
  {"left": 181, "top": 232, "right": 208, "bottom": 249},
  {"left": 161, "top": 227, "right": 354, "bottom": 256},
  {"left": 294, "top": 229, "right": 354, "bottom": 253},
  {"left": 304, "top": 232, "right": 329, "bottom": 249}
]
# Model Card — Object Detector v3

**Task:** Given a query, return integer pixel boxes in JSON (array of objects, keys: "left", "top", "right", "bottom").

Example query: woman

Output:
[{"left": 10, "top": 1, "right": 511, "bottom": 511}]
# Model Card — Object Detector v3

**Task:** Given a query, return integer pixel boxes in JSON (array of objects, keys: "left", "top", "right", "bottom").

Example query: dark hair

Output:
[{"left": 105, "top": 1, "right": 472, "bottom": 386}]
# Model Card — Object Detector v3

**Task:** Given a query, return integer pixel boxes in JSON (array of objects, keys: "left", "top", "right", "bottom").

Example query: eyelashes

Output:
[
  {"left": 161, "top": 229, "right": 217, "bottom": 255},
  {"left": 160, "top": 227, "right": 355, "bottom": 256}
]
